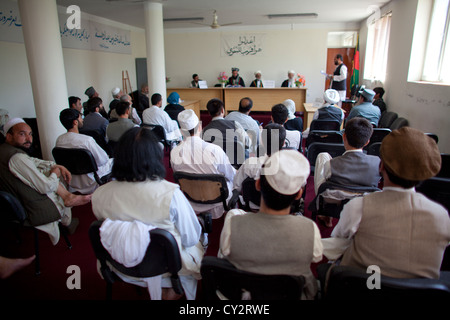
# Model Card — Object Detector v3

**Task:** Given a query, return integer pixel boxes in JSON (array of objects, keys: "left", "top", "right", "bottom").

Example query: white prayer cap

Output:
[
  {"left": 262, "top": 149, "right": 310, "bottom": 195},
  {"left": 323, "top": 89, "right": 340, "bottom": 105},
  {"left": 254, "top": 70, "right": 262, "bottom": 76},
  {"left": 283, "top": 99, "right": 296, "bottom": 119},
  {"left": 288, "top": 70, "right": 296, "bottom": 74},
  {"left": 178, "top": 109, "right": 199, "bottom": 131},
  {"left": 111, "top": 87, "right": 121, "bottom": 96},
  {"left": 3, "top": 117, "right": 26, "bottom": 134}
]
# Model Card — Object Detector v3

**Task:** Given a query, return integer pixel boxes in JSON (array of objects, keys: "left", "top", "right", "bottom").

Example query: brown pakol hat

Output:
[{"left": 380, "top": 127, "right": 441, "bottom": 181}]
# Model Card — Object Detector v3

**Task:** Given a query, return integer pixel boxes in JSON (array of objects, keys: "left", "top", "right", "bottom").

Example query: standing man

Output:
[
  {"left": 227, "top": 67, "right": 245, "bottom": 87},
  {"left": 328, "top": 54, "right": 348, "bottom": 107}
]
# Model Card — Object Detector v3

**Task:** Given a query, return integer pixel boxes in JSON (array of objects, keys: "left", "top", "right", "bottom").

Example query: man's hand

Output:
[{"left": 51, "top": 165, "right": 72, "bottom": 184}]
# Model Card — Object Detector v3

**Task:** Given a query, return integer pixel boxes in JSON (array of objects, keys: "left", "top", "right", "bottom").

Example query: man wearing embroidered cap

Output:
[
  {"left": 346, "top": 87, "right": 381, "bottom": 126},
  {"left": 227, "top": 67, "right": 245, "bottom": 87},
  {"left": 219, "top": 150, "right": 323, "bottom": 300},
  {"left": 0, "top": 118, "right": 91, "bottom": 245},
  {"left": 171, "top": 109, "right": 236, "bottom": 219},
  {"left": 323, "top": 127, "right": 450, "bottom": 281}
]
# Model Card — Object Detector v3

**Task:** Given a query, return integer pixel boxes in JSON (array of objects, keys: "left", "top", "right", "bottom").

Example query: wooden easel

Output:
[{"left": 122, "top": 70, "right": 132, "bottom": 94}]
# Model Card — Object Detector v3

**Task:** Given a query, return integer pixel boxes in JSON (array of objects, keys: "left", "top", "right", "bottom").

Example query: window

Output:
[
  {"left": 363, "top": 13, "right": 392, "bottom": 82},
  {"left": 422, "top": 0, "right": 450, "bottom": 83}
]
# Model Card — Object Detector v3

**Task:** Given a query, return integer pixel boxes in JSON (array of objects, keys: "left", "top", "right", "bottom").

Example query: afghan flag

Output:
[{"left": 350, "top": 34, "right": 360, "bottom": 89}]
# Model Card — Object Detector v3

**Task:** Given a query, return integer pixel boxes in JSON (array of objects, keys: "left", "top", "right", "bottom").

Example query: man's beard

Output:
[
  {"left": 334, "top": 61, "right": 339, "bottom": 65},
  {"left": 17, "top": 143, "right": 33, "bottom": 154}
]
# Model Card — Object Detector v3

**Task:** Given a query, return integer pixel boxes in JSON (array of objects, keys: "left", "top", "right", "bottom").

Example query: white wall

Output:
[
  {"left": 0, "top": 14, "right": 146, "bottom": 120},
  {"left": 359, "top": 0, "right": 450, "bottom": 153},
  {"left": 163, "top": 25, "right": 357, "bottom": 105}
]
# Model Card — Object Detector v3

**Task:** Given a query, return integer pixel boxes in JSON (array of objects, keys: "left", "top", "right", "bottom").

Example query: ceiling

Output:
[{"left": 55, "top": 0, "right": 391, "bottom": 30}]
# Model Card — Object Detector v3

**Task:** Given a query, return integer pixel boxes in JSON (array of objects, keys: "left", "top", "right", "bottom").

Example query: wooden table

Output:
[
  {"left": 167, "top": 87, "right": 307, "bottom": 120},
  {"left": 180, "top": 100, "right": 200, "bottom": 118}
]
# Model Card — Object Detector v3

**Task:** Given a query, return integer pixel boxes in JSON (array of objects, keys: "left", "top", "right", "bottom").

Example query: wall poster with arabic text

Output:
[{"left": 221, "top": 33, "right": 266, "bottom": 57}]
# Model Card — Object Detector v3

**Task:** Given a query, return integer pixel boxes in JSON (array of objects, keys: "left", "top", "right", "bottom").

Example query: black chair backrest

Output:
[
  {"left": 210, "top": 138, "right": 246, "bottom": 169},
  {"left": 367, "top": 142, "right": 382, "bottom": 157},
  {"left": 0, "top": 191, "right": 26, "bottom": 224},
  {"left": 416, "top": 177, "right": 450, "bottom": 213},
  {"left": 437, "top": 153, "right": 450, "bottom": 179},
  {"left": 425, "top": 133, "right": 439, "bottom": 144},
  {"left": 200, "top": 256, "right": 305, "bottom": 300},
  {"left": 306, "top": 142, "right": 346, "bottom": 173},
  {"left": 310, "top": 119, "right": 341, "bottom": 131},
  {"left": 325, "top": 265, "right": 450, "bottom": 300},
  {"left": 368, "top": 128, "right": 391, "bottom": 145},
  {"left": 378, "top": 111, "right": 398, "bottom": 128},
  {"left": 173, "top": 171, "right": 229, "bottom": 209},
  {"left": 52, "top": 147, "right": 98, "bottom": 175},
  {"left": 142, "top": 123, "right": 167, "bottom": 144},
  {"left": 88, "top": 220, "right": 183, "bottom": 289},
  {"left": 79, "top": 130, "right": 112, "bottom": 156},
  {"left": 306, "top": 130, "right": 343, "bottom": 149},
  {"left": 242, "top": 177, "right": 261, "bottom": 209},
  {"left": 390, "top": 117, "right": 409, "bottom": 130}
]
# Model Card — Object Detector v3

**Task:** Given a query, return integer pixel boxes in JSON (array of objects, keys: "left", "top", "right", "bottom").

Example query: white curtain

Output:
[{"left": 364, "top": 14, "right": 392, "bottom": 82}]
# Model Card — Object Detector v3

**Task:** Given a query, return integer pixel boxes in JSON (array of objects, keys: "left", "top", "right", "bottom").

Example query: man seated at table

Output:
[
  {"left": 249, "top": 71, "right": 264, "bottom": 88},
  {"left": 227, "top": 67, "right": 245, "bottom": 87},
  {"left": 219, "top": 149, "right": 323, "bottom": 300},
  {"left": 281, "top": 70, "right": 296, "bottom": 88}
]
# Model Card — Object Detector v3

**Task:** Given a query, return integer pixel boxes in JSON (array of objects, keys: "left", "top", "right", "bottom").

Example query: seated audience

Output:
[
  {"left": 321, "top": 127, "right": 450, "bottom": 283},
  {"left": 108, "top": 87, "right": 123, "bottom": 115},
  {"left": 110, "top": 94, "right": 141, "bottom": 125},
  {"left": 0, "top": 118, "right": 90, "bottom": 245},
  {"left": 81, "top": 97, "right": 109, "bottom": 139},
  {"left": 281, "top": 70, "right": 296, "bottom": 87},
  {"left": 283, "top": 99, "right": 304, "bottom": 132},
  {"left": 106, "top": 101, "right": 139, "bottom": 142},
  {"left": 232, "top": 123, "right": 286, "bottom": 209},
  {"left": 225, "top": 97, "right": 261, "bottom": 154},
  {"left": 302, "top": 89, "right": 344, "bottom": 139},
  {"left": 373, "top": 87, "right": 387, "bottom": 114},
  {"left": 82, "top": 86, "right": 98, "bottom": 116},
  {"left": 137, "top": 83, "right": 150, "bottom": 114},
  {"left": 313, "top": 117, "right": 381, "bottom": 227},
  {"left": 68, "top": 96, "right": 83, "bottom": 114},
  {"left": 219, "top": 149, "right": 323, "bottom": 300},
  {"left": 142, "top": 93, "right": 182, "bottom": 141},
  {"left": 346, "top": 88, "right": 381, "bottom": 127},
  {"left": 164, "top": 92, "right": 185, "bottom": 123},
  {"left": 271, "top": 104, "right": 301, "bottom": 150},
  {"left": 202, "top": 98, "right": 249, "bottom": 157},
  {"left": 249, "top": 71, "right": 264, "bottom": 88},
  {"left": 56, "top": 108, "right": 113, "bottom": 194},
  {"left": 92, "top": 126, "right": 204, "bottom": 300},
  {"left": 171, "top": 109, "right": 236, "bottom": 219}
]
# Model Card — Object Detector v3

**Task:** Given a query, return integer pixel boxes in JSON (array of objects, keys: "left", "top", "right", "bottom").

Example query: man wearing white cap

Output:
[
  {"left": 249, "top": 71, "right": 263, "bottom": 88},
  {"left": 108, "top": 87, "right": 123, "bottom": 114},
  {"left": 281, "top": 70, "right": 296, "bottom": 88},
  {"left": 171, "top": 109, "right": 236, "bottom": 219},
  {"left": 302, "top": 89, "right": 345, "bottom": 139},
  {"left": 219, "top": 149, "right": 323, "bottom": 300},
  {"left": 0, "top": 118, "right": 91, "bottom": 245},
  {"left": 346, "top": 88, "right": 381, "bottom": 126},
  {"left": 283, "top": 99, "right": 303, "bottom": 133}
]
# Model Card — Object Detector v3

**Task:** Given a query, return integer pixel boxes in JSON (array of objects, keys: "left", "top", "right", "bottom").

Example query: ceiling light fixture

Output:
[{"left": 267, "top": 13, "right": 318, "bottom": 19}]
